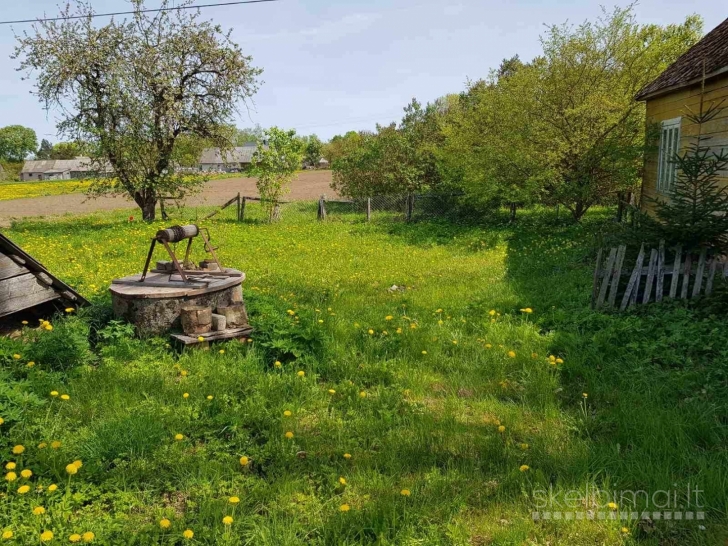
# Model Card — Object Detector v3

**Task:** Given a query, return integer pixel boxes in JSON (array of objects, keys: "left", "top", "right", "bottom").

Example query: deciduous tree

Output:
[
  {"left": 14, "top": 0, "right": 261, "bottom": 220},
  {"left": 0, "top": 125, "right": 38, "bottom": 162}
]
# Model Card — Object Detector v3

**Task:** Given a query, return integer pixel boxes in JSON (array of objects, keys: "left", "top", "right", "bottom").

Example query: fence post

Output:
[
  {"left": 239, "top": 196, "right": 247, "bottom": 222},
  {"left": 366, "top": 197, "right": 371, "bottom": 222},
  {"left": 160, "top": 198, "right": 169, "bottom": 220},
  {"left": 318, "top": 195, "right": 327, "bottom": 221},
  {"left": 236, "top": 193, "right": 241, "bottom": 221}
]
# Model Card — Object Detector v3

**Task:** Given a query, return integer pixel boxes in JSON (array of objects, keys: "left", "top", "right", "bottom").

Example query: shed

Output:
[
  {"left": 636, "top": 17, "right": 728, "bottom": 214},
  {"left": 199, "top": 144, "right": 258, "bottom": 172},
  {"left": 0, "top": 233, "right": 88, "bottom": 319}
]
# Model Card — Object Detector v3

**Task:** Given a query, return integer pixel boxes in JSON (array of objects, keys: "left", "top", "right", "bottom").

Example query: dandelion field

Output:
[{"left": 0, "top": 208, "right": 726, "bottom": 545}]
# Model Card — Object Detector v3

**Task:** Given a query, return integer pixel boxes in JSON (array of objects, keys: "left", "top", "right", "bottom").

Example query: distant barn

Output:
[
  {"left": 198, "top": 144, "right": 258, "bottom": 172},
  {"left": 20, "top": 158, "right": 113, "bottom": 181},
  {"left": 0, "top": 233, "right": 88, "bottom": 319}
]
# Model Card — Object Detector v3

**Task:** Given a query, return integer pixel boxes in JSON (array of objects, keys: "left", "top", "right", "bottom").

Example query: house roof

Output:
[
  {"left": 199, "top": 145, "right": 258, "bottom": 165},
  {"left": 21, "top": 158, "right": 98, "bottom": 174},
  {"left": 636, "top": 17, "right": 728, "bottom": 100}
]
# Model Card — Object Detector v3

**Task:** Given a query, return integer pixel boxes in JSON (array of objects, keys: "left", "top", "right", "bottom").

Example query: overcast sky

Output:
[{"left": 0, "top": 1, "right": 724, "bottom": 142}]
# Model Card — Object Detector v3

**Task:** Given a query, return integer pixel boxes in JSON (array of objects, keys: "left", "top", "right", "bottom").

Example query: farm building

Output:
[
  {"left": 636, "top": 16, "right": 728, "bottom": 214},
  {"left": 20, "top": 158, "right": 112, "bottom": 181},
  {"left": 198, "top": 144, "right": 257, "bottom": 172},
  {"left": 0, "top": 232, "right": 88, "bottom": 320}
]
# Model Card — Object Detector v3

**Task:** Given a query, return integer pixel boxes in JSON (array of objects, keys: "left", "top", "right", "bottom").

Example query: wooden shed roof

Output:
[
  {"left": 636, "top": 17, "right": 728, "bottom": 100},
  {"left": 0, "top": 232, "right": 89, "bottom": 319}
]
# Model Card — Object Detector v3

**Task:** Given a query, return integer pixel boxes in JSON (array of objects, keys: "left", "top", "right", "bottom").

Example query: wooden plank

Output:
[
  {"left": 591, "top": 248, "right": 604, "bottom": 309},
  {"left": 692, "top": 248, "right": 707, "bottom": 297},
  {"left": 642, "top": 249, "right": 658, "bottom": 304},
  {"left": 705, "top": 259, "right": 718, "bottom": 296},
  {"left": 621, "top": 244, "right": 645, "bottom": 310},
  {"left": 596, "top": 248, "right": 617, "bottom": 307},
  {"left": 0, "top": 273, "right": 60, "bottom": 318},
  {"left": 0, "top": 253, "right": 27, "bottom": 282},
  {"left": 607, "top": 245, "right": 626, "bottom": 308},
  {"left": 669, "top": 245, "right": 682, "bottom": 298},
  {"left": 655, "top": 240, "right": 665, "bottom": 302},
  {"left": 681, "top": 253, "right": 692, "bottom": 299},
  {"left": 171, "top": 326, "right": 253, "bottom": 345}
]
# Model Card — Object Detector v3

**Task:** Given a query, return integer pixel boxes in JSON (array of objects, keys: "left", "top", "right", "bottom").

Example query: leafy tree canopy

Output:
[{"left": 0, "top": 125, "right": 38, "bottom": 162}]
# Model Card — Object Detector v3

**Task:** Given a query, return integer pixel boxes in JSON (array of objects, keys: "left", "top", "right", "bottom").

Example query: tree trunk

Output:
[
  {"left": 509, "top": 202, "right": 517, "bottom": 222},
  {"left": 134, "top": 191, "right": 158, "bottom": 222}
]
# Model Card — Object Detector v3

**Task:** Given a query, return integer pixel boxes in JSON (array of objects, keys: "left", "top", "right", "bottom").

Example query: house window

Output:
[{"left": 657, "top": 117, "right": 681, "bottom": 194}]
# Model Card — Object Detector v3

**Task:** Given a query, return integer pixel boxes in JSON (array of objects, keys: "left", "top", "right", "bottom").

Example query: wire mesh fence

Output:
[{"left": 163, "top": 193, "right": 463, "bottom": 225}]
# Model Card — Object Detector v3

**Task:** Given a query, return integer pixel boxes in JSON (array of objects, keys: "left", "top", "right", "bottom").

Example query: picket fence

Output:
[{"left": 591, "top": 241, "right": 726, "bottom": 310}]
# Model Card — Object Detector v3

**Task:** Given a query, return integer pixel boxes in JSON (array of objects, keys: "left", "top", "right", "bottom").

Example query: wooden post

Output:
[
  {"left": 680, "top": 253, "right": 692, "bottom": 299},
  {"left": 596, "top": 247, "right": 617, "bottom": 308},
  {"left": 692, "top": 248, "right": 707, "bottom": 297},
  {"left": 240, "top": 196, "right": 247, "bottom": 222},
  {"left": 318, "top": 196, "right": 327, "bottom": 220},
  {"left": 590, "top": 248, "right": 603, "bottom": 309},
  {"left": 236, "top": 193, "right": 241, "bottom": 221},
  {"left": 655, "top": 240, "right": 665, "bottom": 302},
  {"left": 366, "top": 198, "right": 371, "bottom": 222},
  {"left": 705, "top": 259, "right": 718, "bottom": 296},
  {"left": 620, "top": 243, "right": 644, "bottom": 310},
  {"left": 606, "top": 244, "right": 626, "bottom": 308},
  {"left": 669, "top": 245, "right": 682, "bottom": 298},
  {"left": 642, "top": 248, "right": 658, "bottom": 304}
]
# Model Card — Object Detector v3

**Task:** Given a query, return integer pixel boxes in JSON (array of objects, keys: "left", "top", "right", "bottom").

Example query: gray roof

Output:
[
  {"left": 21, "top": 157, "right": 102, "bottom": 174},
  {"left": 199, "top": 145, "right": 258, "bottom": 165}
]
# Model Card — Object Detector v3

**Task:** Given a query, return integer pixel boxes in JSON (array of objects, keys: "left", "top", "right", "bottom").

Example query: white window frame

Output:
[{"left": 656, "top": 117, "right": 681, "bottom": 194}]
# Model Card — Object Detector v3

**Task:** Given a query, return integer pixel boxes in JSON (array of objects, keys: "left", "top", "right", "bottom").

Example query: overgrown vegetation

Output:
[
  {"left": 0, "top": 208, "right": 725, "bottom": 544},
  {"left": 328, "top": 6, "right": 702, "bottom": 220}
]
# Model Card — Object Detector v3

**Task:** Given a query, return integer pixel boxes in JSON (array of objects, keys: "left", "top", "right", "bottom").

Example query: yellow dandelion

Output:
[
  {"left": 287, "top": 309, "right": 295, "bottom": 316},
  {"left": 488, "top": 310, "right": 496, "bottom": 316},
  {"left": 621, "top": 527, "right": 629, "bottom": 534},
  {"left": 283, "top": 410, "right": 292, "bottom": 417},
  {"left": 607, "top": 502, "right": 618, "bottom": 510},
  {"left": 396, "top": 327, "right": 402, "bottom": 334},
  {"left": 65, "top": 308, "right": 75, "bottom": 313},
  {"left": 159, "top": 518, "right": 171, "bottom": 529},
  {"left": 12, "top": 354, "right": 20, "bottom": 360},
  {"left": 519, "top": 465, "right": 530, "bottom": 472},
  {"left": 182, "top": 393, "right": 189, "bottom": 399},
  {"left": 197, "top": 336, "right": 204, "bottom": 342},
  {"left": 507, "top": 351, "right": 516, "bottom": 358},
  {"left": 400, "top": 489, "right": 411, "bottom": 496},
  {"left": 0, "top": 417, "right": 3, "bottom": 426},
  {"left": 72, "top": 460, "right": 83, "bottom": 469},
  {"left": 343, "top": 453, "right": 352, "bottom": 459},
  {"left": 70, "top": 534, "right": 82, "bottom": 542},
  {"left": 21, "top": 469, "right": 32, "bottom": 478},
  {"left": 339, "top": 477, "right": 346, "bottom": 485},
  {"left": 174, "top": 434, "right": 184, "bottom": 441},
  {"left": 33, "top": 506, "right": 46, "bottom": 515},
  {"left": 498, "top": 425, "right": 506, "bottom": 433},
  {"left": 17, "top": 485, "right": 30, "bottom": 494},
  {"left": 183, "top": 529, "right": 194, "bottom": 539},
  {"left": 65, "top": 463, "right": 78, "bottom": 475},
  {"left": 44, "top": 325, "right": 53, "bottom": 331},
  {"left": 5, "top": 462, "right": 15, "bottom": 470},
  {"left": 222, "top": 516, "right": 233, "bottom": 525},
  {"left": 47, "top": 484, "right": 58, "bottom": 492},
  {"left": 180, "top": 370, "right": 188, "bottom": 377},
  {"left": 81, "top": 532, "right": 94, "bottom": 542},
  {"left": 27, "top": 361, "right": 35, "bottom": 367},
  {"left": 38, "top": 442, "right": 47, "bottom": 449},
  {"left": 40, "top": 530, "right": 53, "bottom": 542},
  {"left": 2, "top": 530, "right": 13, "bottom": 539},
  {"left": 519, "top": 443, "right": 529, "bottom": 450},
  {"left": 60, "top": 394, "right": 70, "bottom": 401},
  {"left": 367, "top": 329, "right": 374, "bottom": 335},
  {"left": 531, "top": 352, "right": 538, "bottom": 359},
  {"left": 239, "top": 456, "right": 250, "bottom": 466},
  {"left": 339, "top": 504, "right": 350, "bottom": 512},
  {"left": 274, "top": 361, "right": 282, "bottom": 368},
  {"left": 421, "top": 350, "right": 427, "bottom": 355},
  {"left": 207, "top": 395, "right": 213, "bottom": 400},
  {"left": 485, "top": 344, "right": 492, "bottom": 349},
  {"left": 328, "top": 389, "right": 336, "bottom": 395},
  {"left": 297, "top": 371, "right": 305, "bottom": 377},
  {"left": 5, "top": 472, "right": 16, "bottom": 482},
  {"left": 51, "top": 441, "right": 61, "bottom": 449},
  {"left": 285, "top": 431, "right": 294, "bottom": 439},
  {"left": 385, "top": 315, "right": 393, "bottom": 321},
  {"left": 229, "top": 496, "right": 240, "bottom": 504},
  {"left": 12, "top": 445, "right": 24, "bottom": 455},
  {"left": 582, "top": 393, "right": 588, "bottom": 399},
  {"left": 218, "top": 349, "right": 225, "bottom": 354},
  {"left": 556, "top": 358, "right": 564, "bottom": 364},
  {"left": 359, "top": 391, "right": 367, "bottom": 398}
]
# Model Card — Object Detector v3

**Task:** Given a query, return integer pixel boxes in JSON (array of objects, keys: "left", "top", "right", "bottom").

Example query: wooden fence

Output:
[{"left": 591, "top": 241, "right": 726, "bottom": 310}]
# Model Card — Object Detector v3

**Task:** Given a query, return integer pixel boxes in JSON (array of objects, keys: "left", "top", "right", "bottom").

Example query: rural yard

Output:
[{"left": 0, "top": 171, "right": 335, "bottom": 223}]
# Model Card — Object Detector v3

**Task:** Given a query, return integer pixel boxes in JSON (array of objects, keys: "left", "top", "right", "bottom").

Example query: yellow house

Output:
[{"left": 636, "top": 17, "right": 728, "bottom": 214}]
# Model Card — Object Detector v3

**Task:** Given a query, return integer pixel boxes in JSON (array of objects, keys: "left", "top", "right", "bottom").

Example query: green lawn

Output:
[{"left": 0, "top": 208, "right": 726, "bottom": 545}]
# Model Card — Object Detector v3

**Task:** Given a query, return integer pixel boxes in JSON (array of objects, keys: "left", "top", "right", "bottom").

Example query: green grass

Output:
[{"left": 0, "top": 207, "right": 726, "bottom": 544}]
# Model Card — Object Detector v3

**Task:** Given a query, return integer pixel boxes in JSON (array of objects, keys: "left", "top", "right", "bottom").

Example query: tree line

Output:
[{"left": 324, "top": 7, "right": 703, "bottom": 221}]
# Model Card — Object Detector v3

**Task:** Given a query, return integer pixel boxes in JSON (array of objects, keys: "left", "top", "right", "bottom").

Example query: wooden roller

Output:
[{"left": 155, "top": 225, "right": 199, "bottom": 243}]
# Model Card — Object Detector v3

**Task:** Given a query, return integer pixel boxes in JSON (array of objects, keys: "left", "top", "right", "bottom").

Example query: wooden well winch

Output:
[{"left": 110, "top": 224, "right": 251, "bottom": 343}]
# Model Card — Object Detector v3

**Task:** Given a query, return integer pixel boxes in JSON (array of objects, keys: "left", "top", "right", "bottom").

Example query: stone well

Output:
[{"left": 109, "top": 269, "right": 246, "bottom": 336}]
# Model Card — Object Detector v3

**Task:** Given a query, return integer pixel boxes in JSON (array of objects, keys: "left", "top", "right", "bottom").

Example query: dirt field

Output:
[{"left": 0, "top": 171, "right": 336, "bottom": 224}]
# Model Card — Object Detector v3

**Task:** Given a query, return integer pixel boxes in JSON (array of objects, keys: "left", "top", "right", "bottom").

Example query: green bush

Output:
[{"left": 27, "top": 315, "right": 93, "bottom": 371}]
